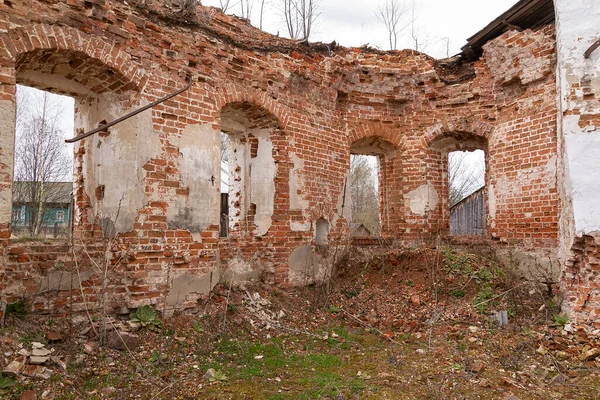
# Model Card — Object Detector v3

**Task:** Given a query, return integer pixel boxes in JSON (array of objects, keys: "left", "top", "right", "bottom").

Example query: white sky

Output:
[{"left": 202, "top": 0, "right": 517, "bottom": 57}]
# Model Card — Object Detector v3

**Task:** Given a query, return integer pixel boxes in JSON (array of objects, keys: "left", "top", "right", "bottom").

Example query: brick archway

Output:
[
  {"left": 215, "top": 84, "right": 288, "bottom": 130},
  {"left": 422, "top": 118, "right": 494, "bottom": 148},
  {"left": 0, "top": 24, "right": 147, "bottom": 92},
  {"left": 347, "top": 122, "right": 401, "bottom": 148}
]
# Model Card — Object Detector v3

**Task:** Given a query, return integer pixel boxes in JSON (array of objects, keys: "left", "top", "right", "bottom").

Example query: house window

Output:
[
  {"left": 12, "top": 207, "right": 24, "bottom": 223},
  {"left": 56, "top": 210, "right": 65, "bottom": 222}
]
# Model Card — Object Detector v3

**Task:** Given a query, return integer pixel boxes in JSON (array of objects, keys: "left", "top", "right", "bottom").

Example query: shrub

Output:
[{"left": 129, "top": 305, "right": 162, "bottom": 329}]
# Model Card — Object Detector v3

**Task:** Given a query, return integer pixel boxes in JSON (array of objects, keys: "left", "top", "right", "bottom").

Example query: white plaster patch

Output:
[
  {"left": 290, "top": 221, "right": 311, "bottom": 232},
  {"left": 170, "top": 123, "right": 221, "bottom": 234},
  {"left": 289, "top": 153, "right": 309, "bottom": 211},
  {"left": 488, "top": 184, "right": 496, "bottom": 226},
  {"left": 0, "top": 100, "right": 15, "bottom": 224},
  {"left": 222, "top": 257, "right": 259, "bottom": 282},
  {"left": 565, "top": 132, "right": 600, "bottom": 234},
  {"left": 81, "top": 93, "right": 160, "bottom": 234},
  {"left": 249, "top": 129, "right": 276, "bottom": 236},
  {"left": 406, "top": 184, "right": 439, "bottom": 216},
  {"left": 166, "top": 270, "right": 220, "bottom": 307}
]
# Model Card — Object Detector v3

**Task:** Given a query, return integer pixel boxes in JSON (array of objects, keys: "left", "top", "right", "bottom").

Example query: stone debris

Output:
[
  {"left": 2, "top": 359, "right": 25, "bottom": 377},
  {"left": 204, "top": 368, "right": 216, "bottom": 380},
  {"left": 83, "top": 341, "right": 97, "bottom": 354},
  {"left": 465, "top": 361, "right": 485, "bottom": 373},
  {"left": 46, "top": 331, "right": 62, "bottom": 342},
  {"left": 18, "top": 349, "right": 31, "bottom": 357},
  {"left": 51, "top": 357, "right": 67, "bottom": 371},
  {"left": 19, "top": 390, "right": 37, "bottom": 400},
  {"left": 579, "top": 347, "right": 600, "bottom": 361},
  {"left": 22, "top": 365, "right": 53, "bottom": 380},
  {"left": 29, "top": 356, "right": 50, "bottom": 365},
  {"left": 107, "top": 331, "right": 140, "bottom": 351},
  {"left": 31, "top": 348, "right": 52, "bottom": 357}
]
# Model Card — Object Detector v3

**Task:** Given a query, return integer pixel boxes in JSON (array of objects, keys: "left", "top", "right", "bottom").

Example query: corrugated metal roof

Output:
[
  {"left": 461, "top": 0, "right": 555, "bottom": 60},
  {"left": 12, "top": 181, "right": 73, "bottom": 204}
]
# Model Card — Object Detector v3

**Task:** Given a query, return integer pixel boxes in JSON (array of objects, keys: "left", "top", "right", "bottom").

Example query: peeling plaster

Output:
[
  {"left": 18, "top": 70, "right": 94, "bottom": 96},
  {"left": 222, "top": 257, "right": 259, "bottom": 282},
  {"left": 169, "top": 123, "right": 220, "bottom": 237},
  {"left": 488, "top": 184, "right": 497, "bottom": 226},
  {"left": 166, "top": 270, "right": 220, "bottom": 307},
  {"left": 39, "top": 270, "right": 93, "bottom": 292},
  {"left": 556, "top": 0, "right": 600, "bottom": 237},
  {"left": 249, "top": 129, "right": 276, "bottom": 236},
  {"left": 492, "top": 156, "right": 557, "bottom": 222},
  {"left": 290, "top": 221, "right": 311, "bottom": 232},
  {"left": 0, "top": 100, "right": 15, "bottom": 225},
  {"left": 289, "top": 153, "right": 309, "bottom": 211},
  {"left": 288, "top": 245, "right": 324, "bottom": 285},
  {"left": 81, "top": 93, "right": 160, "bottom": 234},
  {"left": 406, "top": 184, "right": 439, "bottom": 216},
  {"left": 565, "top": 132, "right": 600, "bottom": 234}
]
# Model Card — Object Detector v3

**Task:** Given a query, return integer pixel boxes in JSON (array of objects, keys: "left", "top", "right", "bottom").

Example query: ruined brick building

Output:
[{"left": 0, "top": 0, "right": 598, "bottom": 326}]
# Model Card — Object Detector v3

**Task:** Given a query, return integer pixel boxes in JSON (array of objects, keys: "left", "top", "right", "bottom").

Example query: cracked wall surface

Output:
[
  {"left": 0, "top": 0, "right": 577, "bottom": 320},
  {"left": 555, "top": 0, "right": 600, "bottom": 327}
]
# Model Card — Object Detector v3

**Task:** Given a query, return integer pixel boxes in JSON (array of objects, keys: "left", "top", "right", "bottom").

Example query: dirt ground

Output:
[{"left": 1, "top": 246, "right": 600, "bottom": 399}]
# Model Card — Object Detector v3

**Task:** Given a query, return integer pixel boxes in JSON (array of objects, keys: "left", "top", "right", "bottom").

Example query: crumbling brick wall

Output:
[
  {"left": 554, "top": 0, "right": 600, "bottom": 327},
  {"left": 0, "top": 0, "right": 563, "bottom": 317}
]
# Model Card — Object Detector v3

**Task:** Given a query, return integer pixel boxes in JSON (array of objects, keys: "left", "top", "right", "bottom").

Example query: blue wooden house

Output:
[{"left": 11, "top": 181, "right": 73, "bottom": 237}]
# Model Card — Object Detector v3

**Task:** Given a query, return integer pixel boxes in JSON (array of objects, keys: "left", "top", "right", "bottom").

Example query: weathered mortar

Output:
[
  {"left": 555, "top": 0, "right": 600, "bottom": 327},
  {"left": 0, "top": 0, "right": 569, "bottom": 318}
]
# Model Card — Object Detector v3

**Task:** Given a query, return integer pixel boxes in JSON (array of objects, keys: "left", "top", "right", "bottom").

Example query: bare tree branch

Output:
[
  {"left": 13, "top": 86, "right": 72, "bottom": 236},
  {"left": 448, "top": 151, "right": 485, "bottom": 206},
  {"left": 259, "top": 0, "right": 267, "bottom": 29},
  {"left": 239, "top": 0, "right": 253, "bottom": 19},
  {"left": 408, "top": 0, "right": 429, "bottom": 52},
  {"left": 220, "top": 0, "right": 233, "bottom": 12},
  {"left": 376, "top": 0, "right": 408, "bottom": 50},
  {"left": 280, "top": 0, "right": 320, "bottom": 40}
]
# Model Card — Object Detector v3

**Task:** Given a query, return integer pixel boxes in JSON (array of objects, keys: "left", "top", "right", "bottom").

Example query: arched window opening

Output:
[
  {"left": 349, "top": 136, "right": 396, "bottom": 237},
  {"left": 431, "top": 133, "right": 488, "bottom": 237},
  {"left": 219, "top": 102, "right": 279, "bottom": 238},
  {"left": 349, "top": 155, "right": 379, "bottom": 236},
  {"left": 449, "top": 149, "right": 486, "bottom": 236},
  {"left": 12, "top": 85, "right": 74, "bottom": 239}
]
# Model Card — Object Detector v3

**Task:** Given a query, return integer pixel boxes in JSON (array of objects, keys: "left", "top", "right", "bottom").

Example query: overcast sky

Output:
[{"left": 201, "top": 0, "right": 517, "bottom": 58}]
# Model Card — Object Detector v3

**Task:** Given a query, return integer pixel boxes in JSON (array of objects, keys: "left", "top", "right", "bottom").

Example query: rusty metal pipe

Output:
[
  {"left": 65, "top": 81, "right": 193, "bottom": 144},
  {"left": 584, "top": 38, "right": 600, "bottom": 59}
]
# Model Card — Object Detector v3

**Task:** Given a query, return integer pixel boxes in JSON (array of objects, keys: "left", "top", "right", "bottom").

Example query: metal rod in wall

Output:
[{"left": 65, "top": 81, "right": 193, "bottom": 144}]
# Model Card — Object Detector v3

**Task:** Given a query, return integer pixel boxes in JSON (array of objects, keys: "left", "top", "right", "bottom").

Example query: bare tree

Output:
[
  {"left": 376, "top": 0, "right": 408, "bottom": 51},
  {"left": 408, "top": 0, "right": 429, "bottom": 52},
  {"left": 448, "top": 151, "right": 485, "bottom": 206},
  {"left": 220, "top": 0, "right": 232, "bottom": 12},
  {"left": 259, "top": 0, "right": 267, "bottom": 29},
  {"left": 13, "top": 86, "right": 72, "bottom": 237},
  {"left": 350, "top": 155, "right": 380, "bottom": 235},
  {"left": 239, "top": 0, "right": 253, "bottom": 19},
  {"left": 281, "top": 0, "right": 320, "bottom": 40}
]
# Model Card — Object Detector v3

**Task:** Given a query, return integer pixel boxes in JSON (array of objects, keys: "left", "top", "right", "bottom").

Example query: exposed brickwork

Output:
[
  {"left": 0, "top": 1, "right": 564, "bottom": 317},
  {"left": 563, "top": 234, "right": 600, "bottom": 328}
]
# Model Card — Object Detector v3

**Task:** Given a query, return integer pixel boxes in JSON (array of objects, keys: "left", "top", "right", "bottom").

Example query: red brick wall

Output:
[
  {"left": 563, "top": 234, "right": 600, "bottom": 328},
  {"left": 0, "top": 1, "right": 561, "bottom": 316}
]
